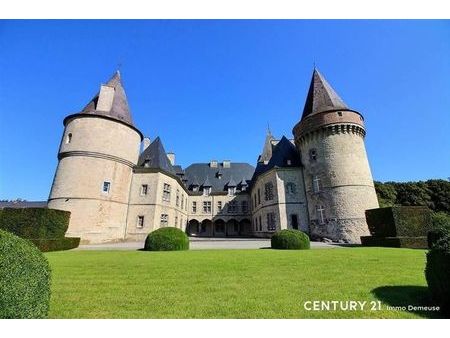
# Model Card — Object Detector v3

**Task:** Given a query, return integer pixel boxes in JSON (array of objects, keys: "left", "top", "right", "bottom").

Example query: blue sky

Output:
[{"left": 0, "top": 20, "right": 449, "bottom": 200}]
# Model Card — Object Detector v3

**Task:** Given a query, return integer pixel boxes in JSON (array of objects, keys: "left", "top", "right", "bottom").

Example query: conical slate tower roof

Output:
[
  {"left": 137, "top": 137, "right": 175, "bottom": 173},
  {"left": 80, "top": 71, "right": 134, "bottom": 126},
  {"left": 301, "top": 69, "right": 349, "bottom": 119}
]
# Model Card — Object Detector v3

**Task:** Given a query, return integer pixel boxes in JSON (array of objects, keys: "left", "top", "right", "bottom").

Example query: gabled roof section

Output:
[
  {"left": 202, "top": 176, "right": 212, "bottom": 187},
  {"left": 226, "top": 177, "right": 237, "bottom": 187},
  {"left": 80, "top": 71, "right": 134, "bottom": 126},
  {"left": 137, "top": 137, "right": 175, "bottom": 173},
  {"left": 301, "top": 68, "right": 349, "bottom": 120},
  {"left": 252, "top": 136, "right": 302, "bottom": 183}
]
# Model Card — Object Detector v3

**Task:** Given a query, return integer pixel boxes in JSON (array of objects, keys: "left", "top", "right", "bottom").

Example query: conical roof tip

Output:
[{"left": 301, "top": 68, "right": 349, "bottom": 119}]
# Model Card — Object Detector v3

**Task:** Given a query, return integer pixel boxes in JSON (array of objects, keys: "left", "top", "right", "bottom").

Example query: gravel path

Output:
[{"left": 76, "top": 238, "right": 344, "bottom": 250}]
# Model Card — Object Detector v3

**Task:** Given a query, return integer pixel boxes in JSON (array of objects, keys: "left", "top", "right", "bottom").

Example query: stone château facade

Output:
[{"left": 47, "top": 69, "right": 379, "bottom": 244}]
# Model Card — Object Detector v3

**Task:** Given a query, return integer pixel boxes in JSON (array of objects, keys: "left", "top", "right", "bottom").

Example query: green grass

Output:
[{"left": 45, "top": 248, "right": 442, "bottom": 319}]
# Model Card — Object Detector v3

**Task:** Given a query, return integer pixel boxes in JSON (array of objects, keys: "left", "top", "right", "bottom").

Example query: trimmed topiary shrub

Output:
[
  {"left": 425, "top": 228, "right": 450, "bottom": 314},
  {"left": 0, "top": 207, "right": 70, "bottom": 239},
  {"left": 365, "top": 206, "right": 433, "bottom": 237},
  {"left": 0, "top": 208, "right": 79, "bottom": 252},
  {"left": 144, "top": 227, "right": 189, "bottom": 251},
  {"left": 0, "top": 229, "right": 51, "bottom": 318},
  {"left": 271, "top": 229, "right": 310, "bottom": 250}
]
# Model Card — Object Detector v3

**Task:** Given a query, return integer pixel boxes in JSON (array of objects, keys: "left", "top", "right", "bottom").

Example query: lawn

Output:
[{"left": 45, "top": 247, "right": 443, "bottom": 319}]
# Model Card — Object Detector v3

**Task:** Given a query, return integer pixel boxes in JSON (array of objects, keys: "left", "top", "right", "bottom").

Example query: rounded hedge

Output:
[
  {"left": 271, "top": 229, "right": 310, "bottom": 250},
  {"left": 425, "top": 229, "right": 450, "bottom": 315},
  {"left": 144, "top": 227, "right": 189, "bottom": 251},
  {"left": 0, "top": 229, "right": 51, "bottom": 318}
]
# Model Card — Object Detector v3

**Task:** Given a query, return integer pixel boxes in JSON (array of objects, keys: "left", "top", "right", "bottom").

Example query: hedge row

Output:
[
  {"left": 0, "top": 230, "right": 51, "bottom": 318},
  {"left": 29, "top": 237, "right": 81, "bottom": 252},
  {"left": 360, "top": 236, "right": 428, "bottom": 249},
  {"left": 0, "top": 208, "right": 71, "bottom": 239},
  {"left": 365, "top": 206, "right": 433, "bottom": 237}
]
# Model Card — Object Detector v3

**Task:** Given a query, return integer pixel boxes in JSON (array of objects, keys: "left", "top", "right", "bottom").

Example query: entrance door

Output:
[{"left": 291, "top": 214, "right": 299, "bottom": 230}]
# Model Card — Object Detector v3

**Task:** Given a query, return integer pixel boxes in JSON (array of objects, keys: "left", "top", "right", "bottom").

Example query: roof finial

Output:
[
  {"left": 313, "top": 61, "right": 316, "bottom": 70},
  {"left": 267, "top": 122, "right": 271, "bottom": 135}
]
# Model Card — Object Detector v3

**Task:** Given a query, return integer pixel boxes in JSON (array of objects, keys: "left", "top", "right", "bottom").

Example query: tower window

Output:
[
  {"left": 102, "top": 181, "right": 111, "bottom": 194},
  {"left": 316, "top": 205, "right": 325, "bottom": 225},
  {"left": 66, "top": 133, "right": 72, "bottom": 144},
  {"left": 141, "top": 184, "right": 148, "bottom": 196},
  {"left": 137, "top": 216, "right": 144, "bottom": 228},
  {"left": 337, "top": 111, "right": 343, "bottom": 116},
  {"left": 309, "top": 149, "right": 317, "bottom": 161},
  {"left": 313, "top": 176, "right": 321, "bottom": 193},
  {"left": 267, "top": 212, "right": 276, "bottom": 232}
]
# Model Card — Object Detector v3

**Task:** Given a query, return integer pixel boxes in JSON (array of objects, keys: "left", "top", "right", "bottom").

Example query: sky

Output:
[{"left": 0, "top": 20, "right": 449, "bottom": 201}]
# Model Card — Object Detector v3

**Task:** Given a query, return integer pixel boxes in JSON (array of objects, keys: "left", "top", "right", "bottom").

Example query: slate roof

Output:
[
  {"left": 80, "top": 71, "right": 135, "bottom": 126},
  {"left": 137, "top": 137, "right": 175, "bottom": 174},
  {"left": 252, "top": 136, "right": 302, "bottom": 182},
  {"left": 0, "top": 201, "right": 48, "bottom": 209},
  {"left": 184, "top": 162, "right": 255, "bottom": 192},
  {"left": 258, "top": 130, "right": 275, "bottom": 163},
  {"left": 301, "top": 68, "right": 349, "bottom": 120}
]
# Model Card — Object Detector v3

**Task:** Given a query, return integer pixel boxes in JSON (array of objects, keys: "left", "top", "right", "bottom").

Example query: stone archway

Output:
[
  {"left": 213, "top": 219, "right": 226, "bottom": 237},
  {"left": 187, "top": 219, "right": 200, "bottom": 236},
  {"left": 200, "top": 219, "right": 213, "bottom": 237},
  {"left": 226, "top": 219, "right": 240, "bottom": 237}
]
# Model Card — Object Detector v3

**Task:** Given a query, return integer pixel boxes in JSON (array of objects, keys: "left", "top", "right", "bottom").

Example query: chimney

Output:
[
  {"left": 142, "top": 137, "right": 151, "bottom": 151},
  {"left": 210, "top": 160, "right": 218, "bottom": 168},
  {"left": 222, "top": 160, "right": 231, "bottom": 168},
  {"left": 167, "top": 152, "right": 175, "bottom": 166}
]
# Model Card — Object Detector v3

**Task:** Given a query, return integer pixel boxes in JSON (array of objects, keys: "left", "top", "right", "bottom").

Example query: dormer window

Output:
[
  {"left": 66, "top": 133, "right": 72, "bottom": 144},
  {"left": 144, "top": 159, "right": 150, "bottom": 167},
  {"left": 203, "top": 187, "right": 211, "bottom": 196},
  {"left": 228, "top": 187, "right": 236, "bottom": 196},
  {"left": 216, "top": 171, "right": 223, "bottom": 179}
]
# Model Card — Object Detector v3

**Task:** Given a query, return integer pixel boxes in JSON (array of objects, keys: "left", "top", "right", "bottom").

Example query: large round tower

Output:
[
  {"left": 293, "top": 69, "right": 379, "bottom": 243},
  {"left": 48, "top": 71, "right": 143, "bottom": 244}
]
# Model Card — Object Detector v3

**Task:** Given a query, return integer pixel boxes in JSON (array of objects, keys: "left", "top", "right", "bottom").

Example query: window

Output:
[
  {"left": 203, "top": 201, "right": 211, "bottom": 213},
  {"left": 181, "top": 194, "right": 184, "bottom": 209},
  {"left": 137, "top": 215, "right": 144, "bottom": 228},
  {"left": 102, "top": 181, "right": 110, "bottom": 194},
  {"left": 176, "top": 190, "right": 180, "bottom": 207},
  {"left": 203, "top": 187, "right": 211, "bottom": 196},
  {"left": 241, "top": 200, "right": 248, "bottom": 213},
  {"left": 217, "top": 201, "right": 222, "bottom": 212},
  {"left": 257, "top": 189, "right": 261, "bottom": 205},
  {"left": 192, "top": 201, "right": 197, "bottom": 213},
  {"left": 66, "top": 133, "right": 72, "bottom": 144},
  {"left": 228, "top": 187, "right": 236, "bottom": 196},
  {"left": 162, "top": 183, "right": 171, "bottom": 202},
  {"left": 337, "top": 111, "right": 343, "bottom": 116},
  {"left": 264, "top": 182, "right": 274, "bottom": 201},
  {"left": 253, "top": 194, "right": 257, "bottom": 208},
  {"left": 286, "top": 159, "right": 292, "bottom": 165},
  {"left": 175, "top": 216, "right": 178, "bottom": 227},
  {"left": 291, "top": 214, "right": 299, "bottom": 230},
  {"left": 316, "top": 205, "right": 325, "bottom": 225},
  {"left": 141, "top": 184, "right": 148, "bottom": 196},
  {"left": 160, "top": 214, "right": 169, "bottom": 227},
  {"left": 286, "top": 182, "right": 296, "bottom": 194},
  {"left": 313, "top": 176, "right": 321, "bottom": 193},
  {"left": 267, "top": 212, "right": 276, "bottom": 232},
  {"left": 309, "top": 149, "right": 317, "bottom": 161},
  {"left": 259, "top": 216, "right": 262, "bottom": 231},
  {"left": 143, "top": 159, "right": 151, "bottom": 167},
  {"left": 228, "top": 201, "right": 237, "bottom": 213}
]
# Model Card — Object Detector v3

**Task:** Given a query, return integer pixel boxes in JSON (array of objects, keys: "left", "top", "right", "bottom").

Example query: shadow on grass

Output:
[{"left": 371, "top": 285, "right": 445, "bottom": 318}]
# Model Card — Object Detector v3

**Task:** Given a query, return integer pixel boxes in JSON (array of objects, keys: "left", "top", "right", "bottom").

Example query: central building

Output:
[{"left": 48, "top": 69, "right": 379, "bottom": 244}]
